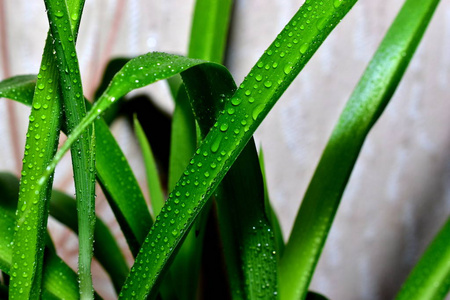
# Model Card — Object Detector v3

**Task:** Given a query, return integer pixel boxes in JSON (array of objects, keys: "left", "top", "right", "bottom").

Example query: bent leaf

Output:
[
  {"left": 395, "top": 217, "right": 450, "bottom": 300},
  {"left": 280, "top": 0, "right": 441, "bottom": 299}
]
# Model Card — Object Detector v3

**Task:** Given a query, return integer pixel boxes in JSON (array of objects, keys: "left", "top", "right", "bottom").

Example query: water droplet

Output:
[
  {"left": 37, "top": 83, "right": 45, "bottom": 90},
  {"left": 231, "top": 97, "right": 242, "bottom": 106},
  {"left": 55, "top": 11, "right": 64, "bottom": 18},
  {"left": 220, "top": 123, "right": 229, "bottom": 132},
  {"left": 300, "top": 43, "right": 309, "bottom": 54},
  {"left": 264, "top": 81, "right": 272, "bottom": 88},
  {"left": 33, "top": 103, "right": 42, "bottom": 110},
  {"left": 334, "top": 0, "right": 343, "bottom": 8},
  {"left": 255, "top": 75, "right": 262, "bottom": 82},
  {"left": 252, "top": 104, "right": 265, "bottom": 121},
  {"left": 284, "top": 64, "right": 293, "bottom": 75},
  {"left": 210, "top": 136, "right": 221, "bottom": 153}
]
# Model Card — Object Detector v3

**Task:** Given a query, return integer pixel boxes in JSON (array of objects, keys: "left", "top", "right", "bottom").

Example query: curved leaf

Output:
[
  {"left": 134, "top": 115, "right": 165, "bottom": 219},
  {"left": 396, "top": 217, "right": 450, "bottom": 300},
  {"left": 280, "top": 0, "right": 441, "bottom": 298}
]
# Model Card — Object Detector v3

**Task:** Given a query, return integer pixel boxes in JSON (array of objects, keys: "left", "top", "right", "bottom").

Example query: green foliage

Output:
[{"left": 0, "top": 0, "right": 447, "bottom": 299}]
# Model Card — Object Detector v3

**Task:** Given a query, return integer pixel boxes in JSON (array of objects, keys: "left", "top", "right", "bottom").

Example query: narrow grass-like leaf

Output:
[
  {"left": 280, "top": 0, "right": 440, "bottom": 299},
  {"left": 0, "top": 75, "right": 152, "bottom": 257},
  {"left": 9, "top": 34, "right": 64, "bottom": 299},
  {"left": 134, "top": 115, "right": 165, "bottom": 218},
  {"left": 259, "top": 149, "right": 284, "bottom": 258},
  {"left": 0, "top": 75, "right": 36, "bottom": 104},
  {"left": 0, "top": 173, "right": 80, "bottom": 300},
  {"left": 1, "top": 171, "right": 127, "bottom": 294},
  {"left": 49, "top": 190, "right": 129, "bottom": 293},
  {"left": 39, "top": 0, "right": 357, "bottom": 297},
  {"left": 188, "top": 0, "right": 233, "bottom": 63},
  {"left": 94, "top": 58, "right": 129, "bottom": 125},
  {"left": 395, "top": 217, "right": 450, "bottom": 300},
  {"left": 44, "top": 1, "right": 95, "bottom": 298}
]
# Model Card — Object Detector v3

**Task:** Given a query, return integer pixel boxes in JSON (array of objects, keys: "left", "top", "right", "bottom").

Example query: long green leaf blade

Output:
[
  {"left": 43, "top": 0, "right": 95, "bottom": 298},
  {"left": 9, "top": 34, "right": 64, "bottom": 300},
  {"left": 0, "top": 173, "right": 79, "bottom": 300},
  {"left": 188, "top": 0, "right": 233, "bottom": 63},
  {"left": 280, "top": 0, "right": 441, "bottom": 299},
  {"left": 134, "top": 116, "right": 165, "bottom": 219},
  {"left": 395, "top": 217, "right": 450, "bottom": 300},
  {"left": 49, "top": 190, "right": 129, "bottom": 294}
]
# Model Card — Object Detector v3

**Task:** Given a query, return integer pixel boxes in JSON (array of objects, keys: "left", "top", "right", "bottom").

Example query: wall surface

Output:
[{"left": 1, "top": 0, "right": 449, "bottom": 299}]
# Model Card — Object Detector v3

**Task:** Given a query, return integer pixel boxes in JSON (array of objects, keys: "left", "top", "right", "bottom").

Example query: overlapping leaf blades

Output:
[
  {"left": 9, "top": 0, "right": 85, "bottom": 296},
  {"left": 35, "top": 0, "right": 358, "bottom": 298}
]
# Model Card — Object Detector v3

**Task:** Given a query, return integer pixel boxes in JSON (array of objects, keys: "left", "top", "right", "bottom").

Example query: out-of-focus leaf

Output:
[
  {"left": 188, "top": 0, "right": 233, "bottom": 63},
  {"left": 280, "top": 0, "right": 440, "bottom": 299},
  {"left": 259, "top": 148, "right": 284, "bottom": 258},
  {"left": 134, "top": 115, "right": 165, "bottom": 218},
  {"left": 396, "top": 217, "right": 450, "bottom": 300}
]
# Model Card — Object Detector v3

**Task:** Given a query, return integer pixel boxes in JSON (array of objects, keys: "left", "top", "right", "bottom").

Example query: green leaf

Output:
[
  {"left": 279, "top": 0, "right": 441, "bottom": 299},
  {"left": 395, "top": 217, "right": 450, "bottom": 300},
  {"left": 49, "top": 190, "right": 129, "bottom": 294},
  {"left": 165, "top": 2, "right": 235, "bottom": 297},
  {"left": 10, "top": 35, "right": 67, "bottom": 300},
  {"left": 188, "top": 0, "right": 233, "bottom": 63},
  {"left": 94, "top": 116, "right": 153, "bottom": 255},
  {"left": 39, "top": 0, "right": 357, "bottom": 297},
  {"left": 0, "top": 75, "right": 36, "bottom": 105},
  {"left": 43, "top": 1, "right": 95, "bottom": 298},
  {"left": 181, "top": 63, "right": 279, "bottom": 299},
  {"left": 259, "top": 148, "right": 284, "bottom": 258},
  {"left": 0, "top": 74, "right": 152, "bottom": 258},
  {"left": 133, "top": 115, "right": 165, "bottom": 219},
  {"left": 0, "top": 173, "right": 80, "bottom": 300},
  {"left": 94, "top": 58, "right": 129, "bottom": 125}
]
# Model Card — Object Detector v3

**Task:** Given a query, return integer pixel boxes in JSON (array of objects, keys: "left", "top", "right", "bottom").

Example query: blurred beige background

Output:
[{"left": 1, "top": 0, "right": 449, "bottom": 299}]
